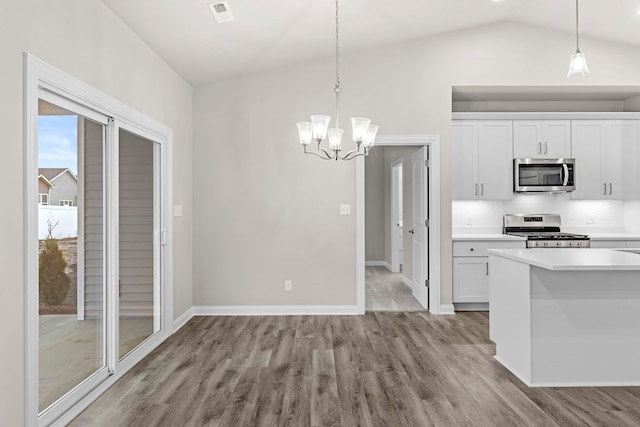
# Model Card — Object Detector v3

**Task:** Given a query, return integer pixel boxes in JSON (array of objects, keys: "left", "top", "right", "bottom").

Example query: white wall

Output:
[
  {"left": 625, "top": 201, "right": 640, "bottom": 233},
  {"left": 0, "top": 0, "right": 193, "bottom": 423},
  {"left": 365, "top": 149, "right": 385, "bottom": 262},
  {"left": 192, "top": 21, "right": 640, "bottom": 311}
]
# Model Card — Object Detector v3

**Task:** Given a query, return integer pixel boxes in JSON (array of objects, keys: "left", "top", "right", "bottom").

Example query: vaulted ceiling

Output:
[{"left": 101, "top": 0, "right": 640, "bottom": 85}]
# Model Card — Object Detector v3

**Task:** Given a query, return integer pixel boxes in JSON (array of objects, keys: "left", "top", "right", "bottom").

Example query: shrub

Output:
[{"left": 39, "top": 238, "right": 71, "bottom": 306}]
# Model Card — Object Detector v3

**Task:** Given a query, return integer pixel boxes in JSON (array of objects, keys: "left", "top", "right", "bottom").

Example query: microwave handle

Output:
[{"left": 562, "top": 164, "right": 569, "bottom": 186}]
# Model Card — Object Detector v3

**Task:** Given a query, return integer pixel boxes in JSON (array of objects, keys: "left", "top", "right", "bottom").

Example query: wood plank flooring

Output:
[{"left": 70, "top": 312, "right": 640, "bottom": 426}]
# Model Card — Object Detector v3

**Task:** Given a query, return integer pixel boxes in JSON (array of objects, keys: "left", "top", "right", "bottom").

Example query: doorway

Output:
[
  {"left": 364, "top": 146, "right": 423, "bottom": 311},
  {"left": 357, "top": 136, "right": 441, "bottom": 314},
  {"left": 25, "top": 55, "right": 173, "bottom": 426}
]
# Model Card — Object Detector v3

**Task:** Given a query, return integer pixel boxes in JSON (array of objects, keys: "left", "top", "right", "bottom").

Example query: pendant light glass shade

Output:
[
  {"left": 351, "top": 117, "right": 371, "bottom": 143},
  {"left": 310, "top": 115, "right": 331, "bottom": 142},
  {"left": 567, "top": 51, "right": 590, "bottom": 78},
  {"left": 363, "top": 125, "right": 379, "bottom": 148},
  {"left": 328, "top": 128, "right": 344, "bottom": 151},
  {"left": 296, "top": 122, "right": 313, "bottom": 146}
]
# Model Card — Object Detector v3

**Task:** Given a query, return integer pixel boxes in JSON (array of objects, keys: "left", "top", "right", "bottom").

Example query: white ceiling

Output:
[{"left": 100, "top": 0, "right": 640, "bottom": 86}]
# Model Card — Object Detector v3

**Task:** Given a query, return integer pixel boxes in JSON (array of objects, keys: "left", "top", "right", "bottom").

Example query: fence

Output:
[{"left": 39, "top": 205, "right": 78, "bottom": 239}]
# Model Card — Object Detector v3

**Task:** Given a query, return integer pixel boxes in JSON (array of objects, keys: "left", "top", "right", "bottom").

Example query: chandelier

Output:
[{"left": 296, "top": 0, "right": 378, "bottom": 161}]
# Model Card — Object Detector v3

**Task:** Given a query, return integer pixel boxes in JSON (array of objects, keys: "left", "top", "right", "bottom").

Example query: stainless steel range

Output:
[{"left": 503, "top": 214, "right": 590, "bottom": 248}]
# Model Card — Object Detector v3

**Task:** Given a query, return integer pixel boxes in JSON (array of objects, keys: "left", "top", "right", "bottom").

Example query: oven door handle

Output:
[{"left": 562, "top": 164, "right": 569, "bottom": 186}]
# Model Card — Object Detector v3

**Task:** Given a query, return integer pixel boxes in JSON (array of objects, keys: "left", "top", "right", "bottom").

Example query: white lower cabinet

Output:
[
  {"left": 453, "top": 240, "right": 526, "bottom": 309},
  {"left": 453, "top": 257, "right": 489, "bottom": 303}
]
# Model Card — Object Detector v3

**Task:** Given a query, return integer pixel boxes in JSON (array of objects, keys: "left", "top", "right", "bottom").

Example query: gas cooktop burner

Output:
[{"left": 503, "top": 214, "right": 591, "bottom": 248}]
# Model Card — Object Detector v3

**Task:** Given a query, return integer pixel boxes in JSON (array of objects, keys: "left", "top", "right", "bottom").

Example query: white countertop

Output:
[
  {"left": 488, "top": 248, "right": 640, "bottom": 271},
  {"left": 453, "top": 232, "right": 640, "bottom": 241},
  {"left": 452, "top": 234, "right": 526, "bottom": 241},
  {"left": 586, "top": 233, "right": 640, "bottom": 241}
]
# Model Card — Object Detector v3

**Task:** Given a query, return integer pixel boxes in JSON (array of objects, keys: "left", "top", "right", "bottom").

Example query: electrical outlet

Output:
[
  {"left": 340, "top": 204, "right": 351, "bottom": 215},
  {"left": 586, "top": 214, "right": 596, "bottom": 224},
  {"left": 284, "top": 280, "right": 292, "bottom": 291}
]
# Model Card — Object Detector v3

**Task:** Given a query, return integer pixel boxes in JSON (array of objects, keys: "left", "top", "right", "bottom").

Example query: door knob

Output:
[{"left": 408, "top": 229, "right": 414, "bottom": 234}]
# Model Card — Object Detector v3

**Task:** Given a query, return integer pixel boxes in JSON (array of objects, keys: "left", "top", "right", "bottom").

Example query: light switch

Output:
[
  {"left": 174, "top": 205, "right": 183, "bottom": 217},
  {"left": 340, "top": 204, "right": 351, "bottom": 215}
]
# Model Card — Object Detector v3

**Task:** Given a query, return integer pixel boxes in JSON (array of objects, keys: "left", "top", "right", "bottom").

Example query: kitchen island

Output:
[{"left": 488, "top": 248, "right": 640, "bottom": 387}]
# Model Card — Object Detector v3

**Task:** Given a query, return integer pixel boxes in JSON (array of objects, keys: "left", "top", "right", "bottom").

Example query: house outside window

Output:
[
  {"left": 59, "top": 200, "right": 73, "bottom": 206},
  {"left": 38, "top": 193, "right": 49, "bottom": 205}
]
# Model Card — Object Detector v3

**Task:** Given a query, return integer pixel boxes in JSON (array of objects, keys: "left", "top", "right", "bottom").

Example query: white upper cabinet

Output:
[
  {"left": 452, "top": 120, "right": 513, "bottom": 200},
  {"left": 571, "top": 120, "right": 639, "bottom": 200},
  {"left": 513, "top": 120, "right": 571, "bottom": 158}
]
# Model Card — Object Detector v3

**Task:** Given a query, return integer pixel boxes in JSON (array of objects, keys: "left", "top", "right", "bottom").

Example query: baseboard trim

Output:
[
  {"left": 453, "top": 302, "right": 489, "bottom": 312},
  {"left": 439, "top": 304, "right": 456, "bottom": 315},
  {"left": 402, "top": 275, "right": 417, "bottom": 292},
  {"left": 365, "top": 260, "right": 392, "bottom": 270},
  {"left": 173, "top": 307, "right": 194, "bottom": 332},
  {"left": 192, "top": 305, "right": 359, "bottom": 316}
]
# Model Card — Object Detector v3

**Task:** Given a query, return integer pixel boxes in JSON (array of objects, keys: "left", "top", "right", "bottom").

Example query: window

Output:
[
  {"left": 59, "top": 200, "right": 73, "bottom": 206},
  {"left": 38, "top": 193, "right": 49, "bottom": 205}
]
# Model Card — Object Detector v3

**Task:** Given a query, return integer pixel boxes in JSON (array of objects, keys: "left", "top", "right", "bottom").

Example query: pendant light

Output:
[
  {"left": 567, "top": 0, "right": 590, "bottom": 78},
  {"left": 296, "top": 0, "right": 378, "bottom": 161}
]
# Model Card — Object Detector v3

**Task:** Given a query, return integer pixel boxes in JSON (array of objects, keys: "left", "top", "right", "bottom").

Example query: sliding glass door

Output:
[
  {"left": 30, "top": 80, "right": 168, "bottom": 426},
  {"left": 118, "top": 129, "right": 161, "bottom": 360},
  {"left": 37, "top": 96, "right": 110, "bottom": 418}
]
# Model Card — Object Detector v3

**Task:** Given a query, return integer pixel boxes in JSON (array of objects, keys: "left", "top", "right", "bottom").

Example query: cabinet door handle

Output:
[
  {"left": 486, "top": 262, "right": 489, "bottom": 276},
  {"left": 538, "top": 142, "right": 542, "bottom": 154},
  {"left": 603, "top": 183, "right": 607, "bottom": 195},
  {"left": 609, "top": 183, "right": 613, "bottom": 195},
  {"left": 544, "top": 141, "right": 548, "bottom": 154},
  {"left": 475, "top": 183, "right": 478, "bottom": 196},
  {"left": 480, "top": 183, "right": 484, "bottom": 196}
]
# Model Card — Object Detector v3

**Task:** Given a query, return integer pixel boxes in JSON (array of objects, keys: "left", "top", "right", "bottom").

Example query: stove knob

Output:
[
  {"left": 556, "top": 241, "right": 561, "bottom": 247},
  {"left": 569, "top": 242, "right": 573, "bottom": 246},
  {"left": 544, "top": 242, "right": 548, "bottom": 246}
]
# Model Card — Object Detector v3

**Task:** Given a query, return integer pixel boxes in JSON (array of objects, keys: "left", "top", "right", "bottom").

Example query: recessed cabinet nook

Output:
[{"left": 452, "top": 112, "right": 640, "bottom": 311}]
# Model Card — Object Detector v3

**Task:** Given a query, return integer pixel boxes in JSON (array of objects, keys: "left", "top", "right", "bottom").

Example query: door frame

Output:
[
  {"left": 390, "top": 158, "right": 403, "bottom": 273},
  {"left": 356, "top": 135, "right": 441, "bottom": 314},
  {"left": 24, "top": 53, "right": 174, "bottom": 426}
]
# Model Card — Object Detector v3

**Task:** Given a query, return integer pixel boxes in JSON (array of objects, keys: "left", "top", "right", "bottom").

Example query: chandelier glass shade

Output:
[
  {"left": 296, "top": 0, "right": 378, "bottom": 161},
  {"left": 567, "top": 0, "right": 590, "bottom": 78}
]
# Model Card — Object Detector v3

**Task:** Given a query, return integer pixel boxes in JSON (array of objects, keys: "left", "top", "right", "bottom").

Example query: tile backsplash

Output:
[{"left": 452, "top": 194, "right": 638, "bottom": 234}]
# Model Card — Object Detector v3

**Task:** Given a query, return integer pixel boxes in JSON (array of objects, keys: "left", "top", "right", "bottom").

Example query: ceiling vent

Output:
[{"left": 209, "top": 2, "right": 235, "bottom": 23}]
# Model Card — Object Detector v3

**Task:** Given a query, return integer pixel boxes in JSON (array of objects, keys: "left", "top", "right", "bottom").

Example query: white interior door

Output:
[{"left": 411, "top": 147, "right": 429, "bottom": 308}]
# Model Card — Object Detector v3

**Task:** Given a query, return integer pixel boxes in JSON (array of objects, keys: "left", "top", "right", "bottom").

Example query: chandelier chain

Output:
[
  {"left": 575, "top": 0, "right": 580, "bottom": 52},
  {"left": 335, "top": 0, "right": 340, "bottom": 90}
]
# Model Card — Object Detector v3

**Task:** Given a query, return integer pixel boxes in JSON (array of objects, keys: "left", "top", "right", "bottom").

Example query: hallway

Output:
[{"left": 365, "top": 266, "right": 424, "bottom": 312}]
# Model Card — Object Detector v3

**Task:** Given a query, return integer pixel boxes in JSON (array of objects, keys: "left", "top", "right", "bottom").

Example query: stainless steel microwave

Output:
[{"left": 514, "top": 158, "right": 575, "bottom": 193}]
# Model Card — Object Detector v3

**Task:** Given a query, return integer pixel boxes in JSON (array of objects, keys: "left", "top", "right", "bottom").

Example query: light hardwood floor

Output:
[
  {"left": 365, "top": 266, "right": 424, "bottom": 312},
  {"left": 70, "top": 312, "right": 640, "bottom": 426}
]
